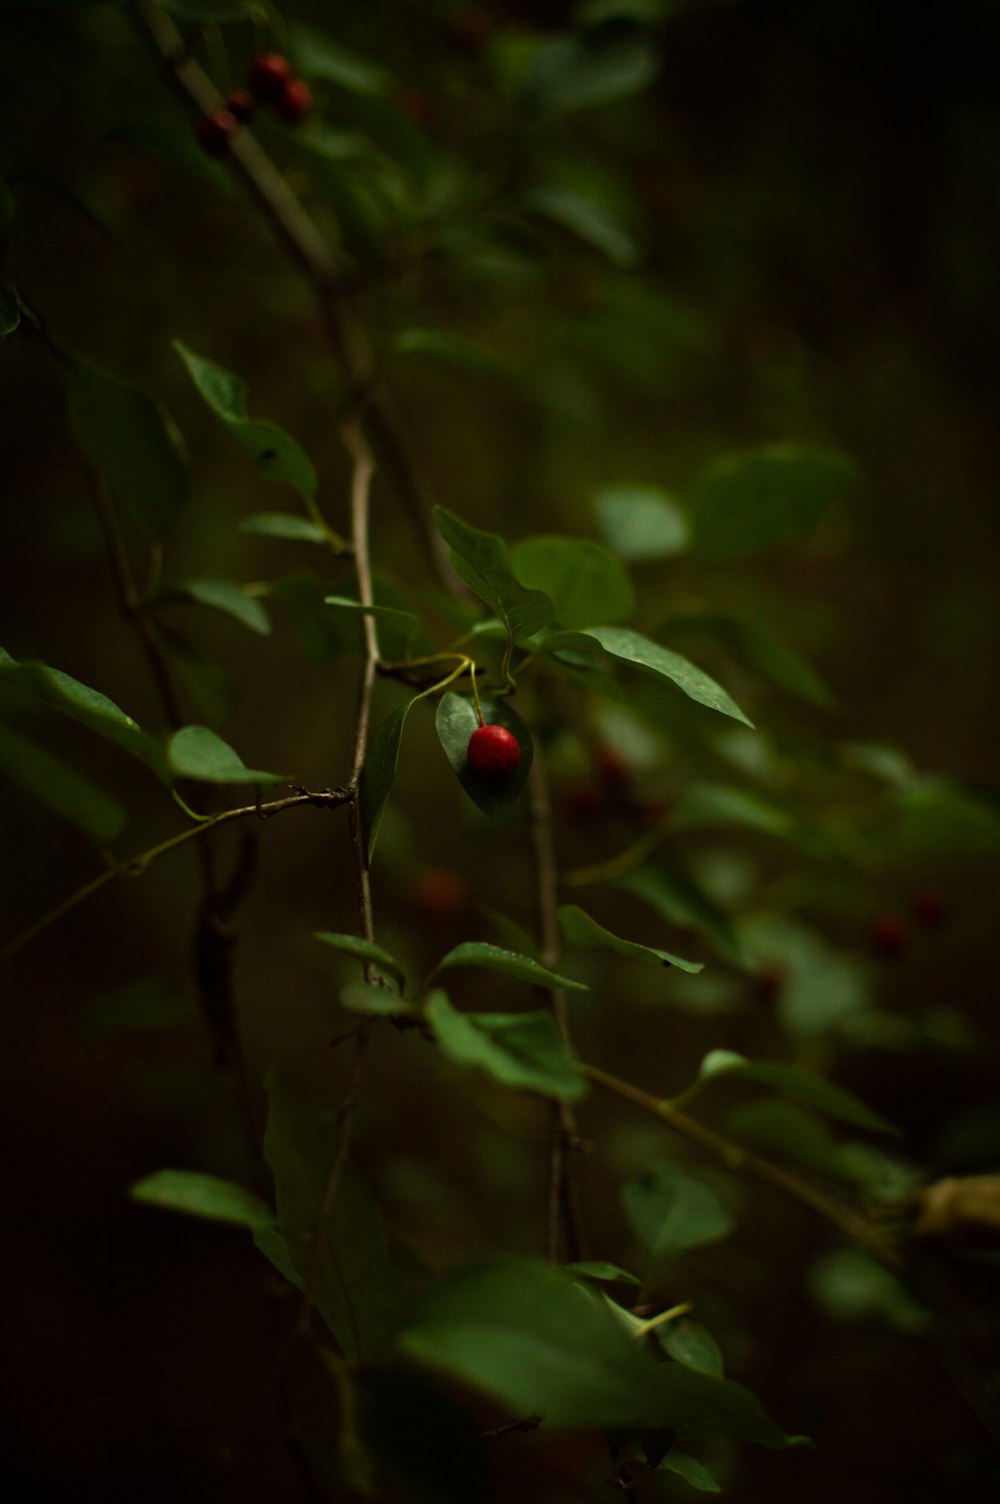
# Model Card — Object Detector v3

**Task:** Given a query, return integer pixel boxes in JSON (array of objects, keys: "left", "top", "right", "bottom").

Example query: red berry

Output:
[
  {"left": 412, "top": 868, "right": 468, "bottom": 920},
  {"left": 248, "top": 53, "right": 294, "bottom": 104},
  {"left": 225, "top": 89, "right": 255, "bottom": 124},
  {"left": 196, "top": 108, "right": 239, "bottom": 156},
  {"left": 870, "top": 913, "right": 905, "bottom": 959},
  {"left": 276, "top": 77, "right": 312, "bottom": 126},
  {"left": 467, "top": 723, "right": 521, "bottom": 777},
  {"left": 595, "top": 742, "right": 628, "bottom": 792}
]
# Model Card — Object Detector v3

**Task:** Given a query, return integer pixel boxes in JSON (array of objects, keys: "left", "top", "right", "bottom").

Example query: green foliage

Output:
[{"left": 4, "top": 1, "right": 997, "bottom": 1496}]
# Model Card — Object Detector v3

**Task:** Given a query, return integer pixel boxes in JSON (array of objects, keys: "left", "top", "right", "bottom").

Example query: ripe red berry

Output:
[
  {"left": 196, "top": 108, "right": 239, "bottom": 156},
  {"left": 248, "top": 52, "right": 294, "bottom": 104},
  {"left": 276, "top": 77, "right": 312, "bottom": 126},
  {"left": 467, "top": 723, "right": 521, "bottom": 777},
  {"left": 225, "top": 89, "right": 255, "bottom": 124},
  {"left": 595, "top": 742, "right": 628, "bottom": 792}
]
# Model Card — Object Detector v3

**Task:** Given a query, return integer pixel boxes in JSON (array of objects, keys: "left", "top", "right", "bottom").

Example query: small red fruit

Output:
[
  {"left": 277, "top": 77, "right": 312, "bottom": 126},
  {"left": 196, "top": 108, "right": 239, "bottom": 156},
  {"left": 225, "top": 89, "right": 255, "bottom": 124},
  {"left": 467, "top": 723, "right": 521, "bottom": 777},
  {"left": 412, "top": 868, "right": 468, "bottom": 920},
  {"left": 248, "top": 53, "right": 294, "bottom": 104}
]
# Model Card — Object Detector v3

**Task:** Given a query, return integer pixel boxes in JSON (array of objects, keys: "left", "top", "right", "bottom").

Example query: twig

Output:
[
  {"left": 131, "top": 0, "right": 458, "bottom": 598},
  {"left": 580, "top": 1062, "right": 902, "bottom": 1268},
  {"left": 297, "top": 416, "right": 380, "bottom": 1335},
  {"left": 528, "top": 755, "right": 585, "bottom": 1264},
  {"left": 2, "top": 789, "right": 350, "bottom": 961}
]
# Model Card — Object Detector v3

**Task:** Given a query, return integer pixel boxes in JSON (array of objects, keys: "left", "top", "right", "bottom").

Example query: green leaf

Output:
[
  {"left": 0, "top": 280, "right": 19, "bottom": 338},
  {"left": 239, "top": 512, "right": 327, "bottom": 543},
  {"left": 558, "top": 904, "right": 702, "bottom": 974},
  {"left": 623, "top": 1160, "right": 734, "bottom": 1262},
  {"left": 666, "top": 613, "right": 835, "bottom": 709},
  {"left": 315, "top": 932, "right": 409, "bottom": 992},
  {"left": 264, "top": 1071, "right": 409, "bottom": 1361},
  {"left": 594, "top": 484, "right": 689, "bottom": 561},
  {"left": 0, "top": 649, "right": 170, "bottom": 784},
  {"left": 340, "top": 981, "right": 415, "bottom": 1017},
  {"left": 174, "top": 341, "right": 317, "bottom": 501},
  {"left": 291, "top": 26, "right": 389, "bottom": 94},
  {"left": 426, "top": 991, "right": 585, "bottom": 1101},
  {"left": 519, "top": 34, "right": 658, "bottom": 114},
  {"left": 130, "top": 1169, "right": 275, "bottom": 1229},
  {"left": 435, "top": 692, "right": 534, "bottom": 817},
  {"left": 567, "top": 1261, "right": 642, "bottom": 1287},
  {"left": 672, "top": 783, "right": 793, "bottom": 836},
  {"left": 618, "top": 866, "right": 745, "bottom": 968},
  {"left": 658, "top": 1452, "right": 721, "bottom": 1492},
  {"left": 584, "top": 627, "right": 754, "bottom": 727},
  {"left": 433, "top": 940, "right": 587, "bottom": 992},
  {"left": 523, "top": 186, "right": 638, "bottom": 267},
  {"left": 66, "top": 359, "right": 189, "bottom": 543},
  {"left": 697, "top": 1050, "right": 899, "bottom": 1136},
  {"left": 395, "top": 1255, "right": 660, "bottom": 1428},
  {"left": 84, "top": 973, "right": 195, "bottom": 1034},
  {"left": 157, "top": 577, "right": 270, "bottom": 635},
  {"left": 362, "top": 698, "right": 419, "bottom": 862},
  {"left": 434, "top": 507, "right": 554, "bottom": 646},
  {"left": 661, "top": 1320, "right": 724, "bottom": 1378},
  {"left": 167, "top": 725, "right": 283, "bottom": 784},
  {"left": 651, "top": 1364, "right": 807, "bottom": 1449},
  {"left": 685, "top": 444, "right": 856, "bottom": 558},
  {"left": 395, "top": 328, "right": 509, "bottom": 376},
  {"left": 892, "top": 778, "right": 1000, "bottom": 856},
  {"left": 0, "top": 719, "right": 126, "bottom": 841},
  {"left": 326, "top": 596, "right": 420, "bottom": 643},
  {"left": 511, "top": 535, "right": 634, "bottom": 628}
]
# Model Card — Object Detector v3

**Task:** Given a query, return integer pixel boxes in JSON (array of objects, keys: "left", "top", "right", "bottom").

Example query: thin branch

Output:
[
  {"left": 131, "top": 0, "right": 458, "bottom": 598},
  {"left": 1, "top": 788, "right": 350, "bottom": 962},
  {"left": 580, "top": 1062, "right": 902, "bottom": 1268},
  {"left": 528, "top": 755, "right": 585, "bottom": 1264}
]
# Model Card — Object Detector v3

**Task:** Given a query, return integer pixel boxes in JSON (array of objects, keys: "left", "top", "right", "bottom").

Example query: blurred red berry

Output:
[
  {"left": 248, "top": 52, "right": 293, "bottom": 104},
  {"left": 196, "top": 108, "right": 239, "bottom": 156},
  {"left": 755, "top": 961, "right": 787, "bottom": 1003},
  {"left": 412, "top": 868, "right": 468, "bottom": 920},
  {"left": 225, "top": 89, "right": 255, "bottom": 124},
  {"left": 912, "top": 887, "right": 947, "bottom": 929},
  {"left": 595, "top": 742, "right": 628, "bottom": 792},
  {"left": 277, "top": 77, "right": 312, "bottom": 126},
  {"left": 561, "top": 781, "right": 603, "bottom": 823},
  {"left": 870, "top": 913, "right": 905, "bottom": 958}
]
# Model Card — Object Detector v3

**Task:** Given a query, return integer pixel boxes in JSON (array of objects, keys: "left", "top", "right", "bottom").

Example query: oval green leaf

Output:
[
  {"left": 432, "top": 939, "right": 587, "bottom": 992},
  {"left": 167, "top": 725, "right": 283, "bottom": 784},
  {"left": 426, "top": 991, "right": 585, "bottom": 1101},
  {"left": 511, "top": 535, "right": 634, "bottom": 628},
  {"left": 623, "top": 1160, "right": 734, "bottom": 1263},
  {"left": 697, "top": 1050, "right": 899, "bottom": 1136},
  {"left": 559, "top": 904, "right": 702, "bottom": 974},
  {"left": 130, "top": 1169, "right": 275, "bottom": 1229},
  {"left": 315, "top": 931, "right": 408, "bottom": 991},
  {"left": 435, "top": 692, "right": 534, "bottom": 817}
]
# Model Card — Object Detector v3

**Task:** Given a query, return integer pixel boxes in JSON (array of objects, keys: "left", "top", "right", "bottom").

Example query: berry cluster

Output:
[{"left": 196, "top": 53, "right": 312, "bottom": 156}]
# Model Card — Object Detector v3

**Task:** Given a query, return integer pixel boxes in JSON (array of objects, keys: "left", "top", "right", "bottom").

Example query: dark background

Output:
[{"left": 2, "top": 0, "right": 999, "bottom": 1498}]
